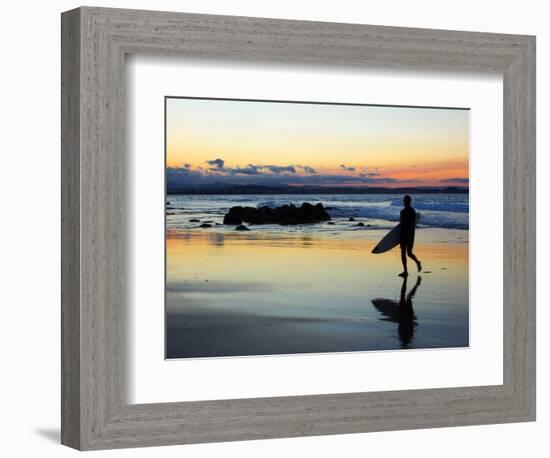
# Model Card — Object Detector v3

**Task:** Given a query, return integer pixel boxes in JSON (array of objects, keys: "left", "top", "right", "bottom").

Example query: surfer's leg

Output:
[
  {"left": 406, "top": 240, "right": 422, "bottom": 272},
  {"left": 399, "top": 243, "right": 408, "bottom": 277}
]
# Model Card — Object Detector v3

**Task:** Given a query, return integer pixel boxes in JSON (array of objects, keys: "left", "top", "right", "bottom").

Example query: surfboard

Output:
[{"left": 371, "top": 213, "right": 421, "bottom": 254}]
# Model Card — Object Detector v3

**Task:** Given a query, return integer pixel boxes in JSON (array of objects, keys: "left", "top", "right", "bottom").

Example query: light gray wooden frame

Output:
[{"left": 61, "top": 6, "right": 536, "bottom": 451}]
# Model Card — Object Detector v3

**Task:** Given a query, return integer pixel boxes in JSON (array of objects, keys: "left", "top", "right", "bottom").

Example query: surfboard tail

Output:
[{"left": 371, "top": 223, "right": 401, "bottom": 254}]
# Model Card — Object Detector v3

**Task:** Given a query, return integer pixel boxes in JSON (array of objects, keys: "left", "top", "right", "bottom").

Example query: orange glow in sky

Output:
[{"left": 166, "top": 97, "right": 469, "bottom": 189}]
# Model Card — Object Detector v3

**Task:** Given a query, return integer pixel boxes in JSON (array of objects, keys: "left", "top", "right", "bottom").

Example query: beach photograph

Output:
[{"left": 165, "top": 97, "right": 469, "bottom": 359}]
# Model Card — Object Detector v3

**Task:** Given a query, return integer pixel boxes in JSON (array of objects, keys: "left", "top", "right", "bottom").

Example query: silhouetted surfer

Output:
[{"left": 399, "top": 195, "right": 422, "bottom": 277}]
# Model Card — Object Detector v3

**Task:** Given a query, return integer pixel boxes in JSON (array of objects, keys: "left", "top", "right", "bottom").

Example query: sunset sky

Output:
[{"left": 166, "top": 97, "right": 469, "bottom": 189}]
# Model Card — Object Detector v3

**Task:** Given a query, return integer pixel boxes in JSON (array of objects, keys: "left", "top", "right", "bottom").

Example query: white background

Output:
[
  {"left": 0, "top": 1, "right": 546, "bottom": 457},
  {"left": 128, "top": 58, "right": 503, "bottom": 403}
]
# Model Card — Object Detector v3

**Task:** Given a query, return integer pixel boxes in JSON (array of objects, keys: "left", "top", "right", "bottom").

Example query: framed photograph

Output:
[{"left": 61, "top": 6, "right": 536, "bottom": 450}]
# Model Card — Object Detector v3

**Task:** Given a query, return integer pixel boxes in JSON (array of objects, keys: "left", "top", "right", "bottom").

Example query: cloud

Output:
[
  {"left": 339, "top": 164, "right": 356, "bottom": 172},
  {"left": 294, "top": 164, "right": 317, "bottom": 174},
  {"left": 166, "top": 166, "right": 206, "bottom": 188},
  {"left": 207, "top": 160, "right": 299, "bottom": 176},
  {"left": 294, "top": 174, "right": 399, "bottom": 185},
  {"left": 228, "top": 165, "right": 261, "bottom": 175},
  {"left": 167, "top": 164, "right": 404, "bottom": 190},
  {"left": 260, "top": 165, "right": 296, "bottom": 174},
  {"left": 205, "top": 158, "right": 225, "bottom": 169},
  {"left": 201, "top": 159, "right": 316, "bottom": 177},
  {"left": 441, "top": 177, "right": 469, "bottom": 184},
  {"left": 167, "top": 160, "right": 427, "bottom": 191}
]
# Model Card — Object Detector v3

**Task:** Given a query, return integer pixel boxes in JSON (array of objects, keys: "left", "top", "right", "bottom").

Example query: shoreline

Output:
[{"left": 166, "top": 226, "right": 469, "bottom": 247}]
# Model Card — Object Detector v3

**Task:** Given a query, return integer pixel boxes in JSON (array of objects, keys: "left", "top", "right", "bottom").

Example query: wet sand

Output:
[{"left": 166, "top": 228, "right": 469, "bottom": 358}]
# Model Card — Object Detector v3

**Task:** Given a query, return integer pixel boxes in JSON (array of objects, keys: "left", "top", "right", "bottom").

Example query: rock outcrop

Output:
[{"left": 223, "top": 203, "right": 330, "bottom": 226}]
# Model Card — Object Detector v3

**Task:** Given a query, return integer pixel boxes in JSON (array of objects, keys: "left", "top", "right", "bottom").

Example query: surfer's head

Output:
[{"left": 404, "top": 195, "right": 412, "bottom": 207}]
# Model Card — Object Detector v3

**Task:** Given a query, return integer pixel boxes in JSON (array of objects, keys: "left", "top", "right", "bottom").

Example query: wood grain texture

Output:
[
  {"left": 60, "top": 7, "right": 81, "bottom": 449},
  {"left": 61, "top": 6, "right": 536, "bottom": 450}
]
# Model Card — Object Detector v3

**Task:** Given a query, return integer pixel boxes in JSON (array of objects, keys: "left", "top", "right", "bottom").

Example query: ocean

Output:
[{"left": 166, "top": 193, "right": 469, "bottom": 234}]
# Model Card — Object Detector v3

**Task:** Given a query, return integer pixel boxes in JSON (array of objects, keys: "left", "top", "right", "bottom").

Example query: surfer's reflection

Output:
[{"left": 371, "top": 276, "right": 421, "bottom": 348}]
